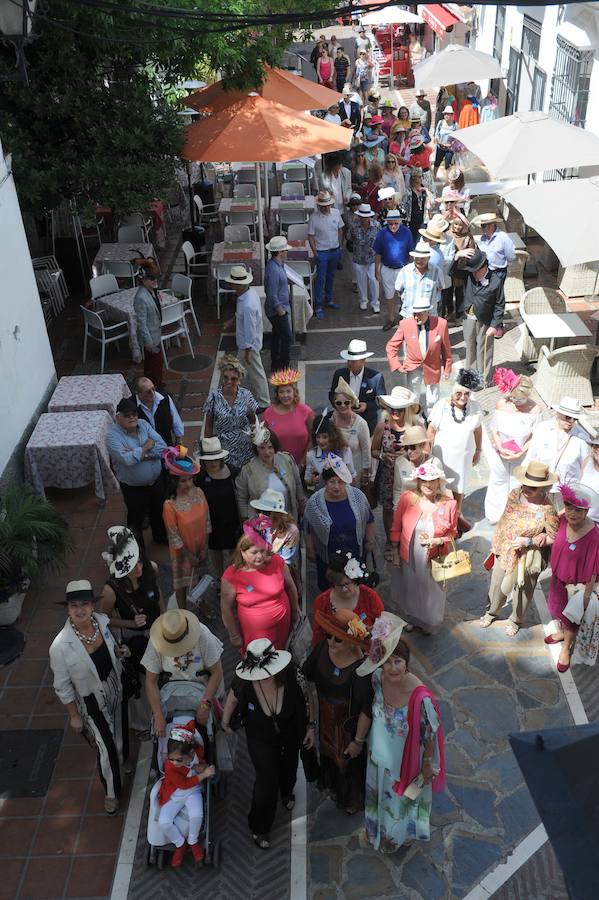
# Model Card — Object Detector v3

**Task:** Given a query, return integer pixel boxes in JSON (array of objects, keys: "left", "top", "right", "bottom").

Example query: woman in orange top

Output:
[
  {"left": 312, "top": 550, "right": 384, "bottom": 645},
  {"left": 162, "top": 447, "right": 210, "bottom": 609},
  {"left": 390, "top": 461, "right": 457, "bottom": 635}
]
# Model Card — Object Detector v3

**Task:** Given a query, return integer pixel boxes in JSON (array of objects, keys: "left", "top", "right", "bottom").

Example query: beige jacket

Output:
[{"left": 235, "top": 452, "right": 305, "bottom": 521}]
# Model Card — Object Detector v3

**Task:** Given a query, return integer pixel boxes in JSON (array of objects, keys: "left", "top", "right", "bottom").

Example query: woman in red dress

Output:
[
  {"left": 221, "top": 519, "right": 299, "bottom": 652},
  {"left": 312, "top": 550, "right": 384, "bottom": 644}
]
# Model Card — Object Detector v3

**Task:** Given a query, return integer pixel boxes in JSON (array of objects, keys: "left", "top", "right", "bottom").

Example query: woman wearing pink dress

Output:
[
  {"left": 262, "top": 370, "right": 315, "bottom": 466},
  {"left": 220, "top": 519, "right": 299, "bottom": 652},
  {"left": 545, "top": 483, "right": 599, "bottom": 672}
]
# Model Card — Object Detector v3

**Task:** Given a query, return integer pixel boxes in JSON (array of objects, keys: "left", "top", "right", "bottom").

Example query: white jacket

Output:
[{"left": 50, "top": 613, "right": 122, "bottom": 706}]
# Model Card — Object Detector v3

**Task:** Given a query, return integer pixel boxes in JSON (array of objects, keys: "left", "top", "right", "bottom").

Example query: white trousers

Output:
[
  {"left": 406, "top": 370, "right": 440, "bottom": 417},
  {"left": 353, "top": 261, "right": 379, "bottom": 309},
  {"left": 158, "top": 787, "right": 204, "bottom": 848},
  {"left": 242, "top": 348, "right": 271, "bottom": 407}
]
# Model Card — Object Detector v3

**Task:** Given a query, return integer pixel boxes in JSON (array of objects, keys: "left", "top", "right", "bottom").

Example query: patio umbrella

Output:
[
  {"left": 510, "top": 725, "right": 599, "bottom": 899},
  {"left": 182, "top": 94, "right": 351, "bottom": 272},
  {"left": 452, "top": 110, "right": 599, "bottom": 180},
  {"left": 413, "top": 43, "right": 502, "bottom": 90},
  {"left": 503, "top": 176, "right": 599, "bottom": 267},
  {"left": 361, "top": 5, "right": 421, "bottom": 25}
]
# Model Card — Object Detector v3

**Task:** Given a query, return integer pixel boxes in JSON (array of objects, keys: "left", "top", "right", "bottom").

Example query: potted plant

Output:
[{"left": 0, "top": 486, "right": 73, "bottom": 626}]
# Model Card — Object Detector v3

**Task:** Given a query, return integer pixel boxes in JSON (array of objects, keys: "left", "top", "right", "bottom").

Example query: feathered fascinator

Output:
[
  {"left": 101, "top": 526, "right": 139, "bottom": 578},
  {"left": 268, "top": 368, "right": 302, "bottom": 386},
  {"left": 242, "top": 515, "right": 273, "bottom": 550},
  {"left": 493, "top": 367, "right": 521, "bottom": 394},
  {"left": 456, "top": 368, "right": 485, "bottom": 392},
  {"left": 559, "top": 483, "right": 591, "bottom": 509}
]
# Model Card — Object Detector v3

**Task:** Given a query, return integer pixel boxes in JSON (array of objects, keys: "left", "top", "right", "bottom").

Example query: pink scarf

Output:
[{"left": 392, "top": 685, "right": 446, "bottom": 795}]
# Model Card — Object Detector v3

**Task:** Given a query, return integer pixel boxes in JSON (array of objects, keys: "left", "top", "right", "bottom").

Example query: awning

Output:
[{"left": 421, "top": 4, "right": 460, "bottom": 38}]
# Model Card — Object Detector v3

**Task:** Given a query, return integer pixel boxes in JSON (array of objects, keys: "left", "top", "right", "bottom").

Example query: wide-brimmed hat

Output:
[
  {"left": 163, "top": 444, "right": 201, "bottom": 476},
  {"left": 355, "top": 203, "right": 375, "bottom": 218},
  {"left": 150, "top": 609, "right": 202, "bottom": 657},
  {"left": 416, "top": 89, "right": 426, "bottom": 97},
  {"left": 461, "top": 248, "right": 487, "bottom": 272},
  {"left": 340, "top": 339, "right": 373, "bottom": 361},
  {"left": 224, "top": 265, "right": 253, "bottom": 286},
  {"left": 385, "top": 210, "right": 403, "bottom": 223},
  {"left": 443, "top": 105, "right": 454, "bottom": 114},
  {"left": 380, "top": 99, "right": 397, "bottom": 109},
  {"left": 236, "top": 638, "right": 291, "bottom": 681},
  {"left": 559, "top": 482, "right": 599, "bottom": 509},
  {"left": 64, "top": 580, "right": 96, "bottom": 605},
  {"left": 322, "top": 453, "right": 353, "bottom": 484},
  {"left": 242, "top": 515, "right": 272, "bottom": 550},
  {"left": 377, "top": 385, "right": 419, "bottom": 411},
  {"left": 472, "top": 212, "right": 502, "bottom": 226},
  {"left": 412, "top": 461, "right": 446, "bottom": 482},
  {"left": 269, "top": 367, "right": 301, "bottom": 386},
  {"left": 378, "top": 186, "right": 395, "bottom": 202},
  {"left": 266, "top": 235, "right": 290, "bottom": 252},
  {"left": 315, "top": 607, "right": 370, "bottom": 646},
  {"left": 333, "top": 376, "right": 359, "bottom": 408},
  {"left": 357, "top": 613, "right": 407, "bottom": 675},
  {"left": 401, "top": 425, "right": 428, "bottom": 446},
  {"left": 102, "top": 526, "right": 140, "bottom": 578},
  {"left": 369, "top": 115, "right": 384, "bottom": 126},
  {"left": 513, "top": 461, "right": 558, "bottom": 488},
  {"left": 409, "top": 239, "right": 432, "bottom": 258},
  {"left": 316, "top": 190, "right": 335, "bottom": 206},
  {"left": 342, "top": 84, "right": 352, "bottom": 96},
  {"left": 552, "top": 397, "right": 583, "bottom": 419},
  {"left": 197, "top": 436, "right": 229, "bottom": 460},
  {"left": 419, "top": 216, "right": 449, "bottom": 242},
  {"left": 412, "top": 295, "right": 434, "bottom": 314},
  {"left": 251, "top": 489, "right": 287, "bottom": 513}
]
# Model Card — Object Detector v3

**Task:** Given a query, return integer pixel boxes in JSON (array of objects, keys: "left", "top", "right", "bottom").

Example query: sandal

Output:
[
  {"left": 282, "top": 795, "right": 295, "bottom": 810},
  {"left": 479, "top": 614, "right": 495, "bottom": 628},
  {"left": 384, "top": 543, "right": 393, "bottom": 562},
  {"left": 252, "top": 833, "right": 270, "bottom": 850},
  {"left": 505, "top": 622, "right": 519, "bottom": 637}
]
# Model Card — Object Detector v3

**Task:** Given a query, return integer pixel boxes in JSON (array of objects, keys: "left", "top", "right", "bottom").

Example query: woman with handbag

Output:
[
  {"left": 357, "top": 614, "right": 445, "bottom": 852},
  {"left": 311, "top": 550, "right": 384, "bottom": 645},
  {"left": 221, "top": 639, "right": 310, "bottom": 849},
  {"left": 303, "top": 608, "right": 373, "bottom": 814},
  {"left": 390, "top": 461, "right": 458, "bottom": 634}
]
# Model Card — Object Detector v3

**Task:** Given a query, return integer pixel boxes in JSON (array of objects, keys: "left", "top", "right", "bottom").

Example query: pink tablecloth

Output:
[
  {"left": 25, "top": 411, "right": 119, "bottom": 502},
  {"left": 95, "top": 289, "right": 177, "bottom": 363},
  {"left": 92, "top": 242, "right": 156, "bottom": 276},
  {"left": 48, "top": 375, "right": 131, "bottom": 418}
]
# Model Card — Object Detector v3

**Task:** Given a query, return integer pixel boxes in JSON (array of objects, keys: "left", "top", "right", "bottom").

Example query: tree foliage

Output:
[{"left": 0, "top": 0, "right": 325, "bottom": 218}]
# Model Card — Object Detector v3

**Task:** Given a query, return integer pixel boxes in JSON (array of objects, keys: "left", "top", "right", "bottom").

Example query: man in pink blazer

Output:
[{"left": 385, "top": 295, "right": 452, "bottom": 414}]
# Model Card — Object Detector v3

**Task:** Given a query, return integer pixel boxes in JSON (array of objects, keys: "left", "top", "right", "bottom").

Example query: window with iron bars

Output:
[
  {"left": 521, "top": 16, "right": 541, "bottom": 62},
  {"left": 546, "top": 36, "right": 593, "bottom": 180}
]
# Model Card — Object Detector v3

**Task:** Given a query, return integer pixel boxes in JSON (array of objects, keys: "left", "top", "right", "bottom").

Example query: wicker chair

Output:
[
  {"left": 504, "top": 250, "right": 529, "bottom": 304},
  {"left": 516, "top": 287, "right": 568, "bottom": 363},
  {"left": 533, "top": 343, "right": 599, "bottom": 408}
]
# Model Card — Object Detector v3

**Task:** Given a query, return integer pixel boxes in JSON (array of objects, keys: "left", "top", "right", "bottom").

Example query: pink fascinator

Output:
[
  {"left": 493, "top": 367, "right": 521, "bottom": 394},
  {"left": 243, "top": 515, "right": 273, "bottom": 550},
  {"left": 559, "top": 483, "right": 590, "bottom": 509}
]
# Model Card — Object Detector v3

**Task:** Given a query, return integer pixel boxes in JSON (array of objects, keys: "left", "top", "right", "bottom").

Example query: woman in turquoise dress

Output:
[{"left": 357, "top": 613, "right": 446, "bottom": 852}]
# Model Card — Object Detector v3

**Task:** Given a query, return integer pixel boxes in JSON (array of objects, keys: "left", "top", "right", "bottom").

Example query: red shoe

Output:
[
  {"left": 189, "top": 842, "right": 205, "bottom": 863},
  {"left": 544, "top": 634, "right": 563, "bottom": 645},
  {"left": 557, "top": 659, "right": 570, "bottom": 673},
  {"left": 170, "top": 844, "right": 187, "bottom": 868},
  {"left": 494, "top": 327, "right": 505, "bottom": 339}
]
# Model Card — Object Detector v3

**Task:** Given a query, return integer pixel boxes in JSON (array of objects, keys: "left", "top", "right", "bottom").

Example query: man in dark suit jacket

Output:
[
  {"left": 329, "top": 339, "right": 386, "bottom": 434},
  {"left": 339, "top": 86, "right": 362, "bottom": 134}
]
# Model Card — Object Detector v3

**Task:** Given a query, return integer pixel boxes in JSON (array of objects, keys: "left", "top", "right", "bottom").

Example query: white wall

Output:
[{"left": 0, "top": 138, "right": 56, "bottom": 476}]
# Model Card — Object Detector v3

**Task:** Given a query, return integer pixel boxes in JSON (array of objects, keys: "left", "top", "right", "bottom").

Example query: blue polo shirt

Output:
[{"left": 373, "top": 225, "right": 414, "bottom": 268}]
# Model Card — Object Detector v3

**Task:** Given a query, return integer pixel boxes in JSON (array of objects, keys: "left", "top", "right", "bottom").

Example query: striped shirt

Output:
[{"left": 395, "top": 262, "right": 442, "bottom": 316}]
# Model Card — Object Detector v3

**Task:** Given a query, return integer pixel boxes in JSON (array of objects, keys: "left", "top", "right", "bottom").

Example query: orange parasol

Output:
[{"left": 184, "top": 64, "right": 343, "bottom": 114}]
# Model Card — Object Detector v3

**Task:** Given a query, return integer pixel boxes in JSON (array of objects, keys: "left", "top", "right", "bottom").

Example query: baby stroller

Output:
[{"left": 146, "top": 680, "right": 223, "bottom": 870}]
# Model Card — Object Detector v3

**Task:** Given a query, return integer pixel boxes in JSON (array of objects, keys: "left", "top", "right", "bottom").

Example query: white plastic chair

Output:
[
  {"left": 287, "top": 224, "right": 309, "bottom": 242},
  {"left": 279, "top": 208, "right": 308, "bottom": 234},
  {"left": 286, "top": 260, "right": 314, "bottom": 305},
  {"left": 281, "top": 182, "right": 305, "bottom": 197},
  {"left": 171, "top": 272, "right": 200, "bottom": 338},
  {"left": 181, "top": 241, "right": 209, "bottom": 282},
  {"left": 225, "top": 210, "right": 257, "bottom": 238},
  {"left": 89, "top": 274, "right": 119, "bottom": 299},
  {"left": 233, "top": 184, "right": 257, "bottom": 200},
  {"left": 120, "top": 213, "right": 152, "bottom": 242},
  {"left": 224, "top": 224, "right": 251, "bottom": 243},
  {"left": 117, "top": 225, "right": 146, "bottom": 243},
  {"left": 160, "top": 300, "right": 195, "bottom": 369},
  {"left": 193, "top": 194, "right": 220, "bottom": 230},
  {"left": 215, "top": 264, "right": 238, "bottom": 320},
  {"left": 80, "top": 305, "right": 129, "bottom": 373},
  {"left": 32, "top": 256, "right": 68, "bottom": 304},
  {"left": 101, "top": 260, "right": 136, "bottom": 286},
  {"left": 35, "top": 270, "right": 64, "bottom": 317}
]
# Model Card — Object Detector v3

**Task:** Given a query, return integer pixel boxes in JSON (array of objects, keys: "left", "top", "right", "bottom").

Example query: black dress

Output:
[
  {"left": 302, "top": 640, "right": 373, "bottom": 811},
  {"left": 196, "top": 465, "right": 242, "bottom": 551},
  {"left": 107, "top": 568, "right": 161, "bottom": 667},
  {"left": 232, "top": 665, "right": 307, "bottom": 835}
]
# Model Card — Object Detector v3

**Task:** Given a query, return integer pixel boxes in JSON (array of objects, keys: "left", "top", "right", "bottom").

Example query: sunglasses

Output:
[
  {"left": 404, "top": 443, "right": 425, "bottom": 451},
  {"left": 325, "top": 634, "right": 343, "bottom": 643},
  {"left": 335, "top": 400, "right": 351, "bottom": 407},
  {"left": 222, "top": 375, "right": 239, "bottom": 382}
]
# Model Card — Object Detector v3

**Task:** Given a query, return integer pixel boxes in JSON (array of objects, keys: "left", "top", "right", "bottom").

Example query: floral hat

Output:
[
  {"left": 412, "top": 461, "right": 446, "bottom": 483},
  {"left": 322, "top": 453, "right": 353, "bottom": 484},
  {"left": 163, "top": 444, "right": 201, "bottom": 476},
  {"left": 269, "top": 368, "right": 302, "bottom": 386},
  {"left": 357, "top": 613, "right": 407, "bottom": 675},
  {"left": 315, "top": 607, "right": 371, "bottom": 646},
  {"left": 492, "top": 367, "right": 521, "bottom": 394},
  {"left": 102, "top": 526, "right": 139, "bottom": 578},
  {"left": 328, "top": 549, "right": 369, "bottom": 582},
  {"left": 242, "top": 515, "right": 273, "bottom": 550}
]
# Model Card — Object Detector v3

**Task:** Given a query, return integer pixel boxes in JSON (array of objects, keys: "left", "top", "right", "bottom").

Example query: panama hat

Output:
[
  {"left": 340, "top": 339, "right": 373, "bottom": 361},
  {"left": 409, "top": 239, "right": 432, "bottom": 258},
  {"left": 316, "top": 190, "right": 335, "bottom": 206},
  {"left": 513, "top": 461, "right": 558, "bottom": 488},
  {"left": 419, "top": 217, "right": 449, "bottom": 242},
  {"left": 251, "top": 489, "right": 287, "bottom": 513},
  {"left": 443, "top": 105, "right": 455, "bottom": 114},
  {"left": 357, "top": 613, "right": 407, "bottom": 675},
  {"left": 63, "top": 580, "right": 96, "bottom": 605},
  {"left": 400, "top": 425, "right": 428, "bottom": 446},
  {"left": 150, "top": 609, "right": 202, "bottom": 657},
  {"left": 102, "top": 526, "right": 140, "bottom": 578},
  {"left": 342, "top": 84, "right": 352, "bottom": 96},
  {"left": 224, "top": 265, "right": 253, "bottom": 286},
  {"left": 377, "top": 186, "right": 395, "bottom": 201},
  {"left": 333, "top": 376, "right": 359, "bottom": 408},
  {"left": 163, "top": 444, "right": 201, "bottom": 476},
  {"left": 377, "top": 385, "right": 419, "bottom": 410},
  {"left": 385, "top": 209, "right": 402, "bottom": 222},
  {"left": 236, "top": 638, "right": 291, "bottom": 681},
  {"left": 416, "top": 88, "right": 426, "bottom": 97},
  {"left": 355, "top": 203, "right": 376, "bottom": 218},
  {"left": 552, "top": 397, "right": 583, "bottom": 419},
  {"left": 266, "top": 235, "right": 290, "bottom": 252},
  {"left": 471, "top": 212, "right": 502, "bottom": 226},
  {"left": 197, "top": 436, "right": 229, "bottom": 460},
  {"left": 412, "top": 295, "right": 434, "bottom": 314}
]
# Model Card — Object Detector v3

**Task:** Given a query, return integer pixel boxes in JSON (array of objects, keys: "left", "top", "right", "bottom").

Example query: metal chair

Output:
[
  {"left": 171, "top": 272, "right": 200, "bottom": 338},
  {"left": 80, "top": 305, "right": 129, "bottom": 374},
  {"left": 281, "top": 182, "right": 305, "bottom": 198},
  {"left": 35, "top": 270, "right": 65, "bottom": 317},
  {"left": 101, "top": 260, "right": 136, "bottom": 286},
  {"left": 117, "top": 224, "right": 146, "bottom": 243},
  {"left": 224, "top": 224, "right": 251, "bottom": 243},
  {"left": 89, "top": 274, "right": 119, "bottom": 300},
  {"left": 32, "top": 256, "right": 69, "bottom": 305},
  {"left": 287, "top": 223, "right": 309, "bottom": 243},
  {"left": 233, "top": 184, "right": 257, "bottom": 200},
  {"left": 160, "top": 300, "right": 195, "bottom": 369}
]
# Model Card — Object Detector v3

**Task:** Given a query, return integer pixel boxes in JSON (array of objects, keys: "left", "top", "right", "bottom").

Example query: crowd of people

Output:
[{"left": 46, "top": 39, "right": 599, "bottom": 875}]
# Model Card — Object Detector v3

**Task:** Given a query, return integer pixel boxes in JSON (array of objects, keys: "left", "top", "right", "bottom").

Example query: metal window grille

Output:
[
  {"left": 505, "top": 47, "right": 521, "bottom": 116},
  {"left": 546, "top": 36, "right": 594, "bottom": 180},
  {"left": 521, "top": 16, "right": 541, "bottom": 61},
  {"left": 531, "top": 65, "right": 546, "bottom": 111},
  {"left": 493, "top": 6, "right": 506, "bottom": 62}
]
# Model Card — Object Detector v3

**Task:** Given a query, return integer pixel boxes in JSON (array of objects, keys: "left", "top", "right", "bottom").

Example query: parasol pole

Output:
[
  {"left": 263, "top": 162, "right": 270, "bottom": 210},
  {"left": 255, "top": 162, "right": 265, "bottom": 280},
  {"left": 391, "top": 25, "right": 394, "bottom": 90}
]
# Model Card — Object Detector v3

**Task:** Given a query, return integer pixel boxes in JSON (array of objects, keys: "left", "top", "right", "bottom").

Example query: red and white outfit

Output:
[
  {"left": 385, "top": 314, "right": 452, "bottom": 414},
  {"left": 158, "top": 721, "right": 205, "bottom": 848}
]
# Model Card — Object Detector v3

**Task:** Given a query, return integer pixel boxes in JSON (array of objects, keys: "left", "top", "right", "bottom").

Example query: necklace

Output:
[
  {"left": 70, "top": 615, "right": 100, "bottom": 646},
  {"left": 450, "top": 401, "right": 467, "bottom": 423},
  {"left": 257, "top": 683, "right": 282, "bottom": 734}
]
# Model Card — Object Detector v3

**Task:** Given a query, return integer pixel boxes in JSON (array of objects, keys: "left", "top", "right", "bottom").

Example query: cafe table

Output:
[
  {"left": 92, "top": 242, "right": 157, "bottom": 277},
  {"left": 95, "top": 289, "right": 177, "bottom": 363},
  {"left": 48, "top": 375, "right": 131, "bottom": 418}
]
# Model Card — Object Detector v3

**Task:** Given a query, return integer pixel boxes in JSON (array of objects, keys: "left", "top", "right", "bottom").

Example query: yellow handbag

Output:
[{"left": 430, "top": 539, "right": 472, "bottom": 584}]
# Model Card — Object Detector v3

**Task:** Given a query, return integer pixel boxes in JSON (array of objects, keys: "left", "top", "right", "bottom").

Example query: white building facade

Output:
[{"left": 473, "top": 3, "right": 599, "bottom": 145}]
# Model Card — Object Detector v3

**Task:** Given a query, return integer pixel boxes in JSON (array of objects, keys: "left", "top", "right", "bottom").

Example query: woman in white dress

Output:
[
  {"left": 427, "top": 369, "right": 483, "bottom": 532},
  {"left": 484, "top": 371, "right": 542, "bottom": 524},
  {"left": 524, "top": 397, "right": 589, "bottom": 495}
]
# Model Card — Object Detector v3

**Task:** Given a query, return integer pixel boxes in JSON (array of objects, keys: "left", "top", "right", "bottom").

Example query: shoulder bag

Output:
[{"left": 430, "top": 539, "right": 471, "bottom": 585}]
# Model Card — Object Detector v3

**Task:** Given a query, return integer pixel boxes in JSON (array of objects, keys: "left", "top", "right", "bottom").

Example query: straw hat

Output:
[
  {"left": 355, "top": 203, "right": 376, "bottom": 218},
  {"left": 552, "top": 397, "right": 583, "bottom": 419},
  {"left": 251, "top": 489, "right": 287, "bottom": 513},
  {"left": 235, "top": 638, "right": 291, "bottom": 681},
  {"left": 471, "top": 212, "right": 502, "bottom": 226},
  {"left": 333, "top": 376, "right": 359, "bottom": 408},
  {"left": 513, "top": 461, "right": 558, "bottom": 488},
  {"left": 385, "top": 209, "right": 402, "bottom": 222},
  {"left": 224, "top": 265, "right": 253, "bottom": 286},
  {"left": 377, "top": 385, "right": 419, "bottom": 411},
  {"left": 197, "top": 436, "right": 229, "bottom": 460},
  {"left": 419, "top": 220, "right": 449, "bottom": 243},
  {"left": 150, "top": 609, "right": 202, "bottom": 657},
  {"left": 400, "top": 425, "right": 428, "bottom": 446},
  {"left": 409, "top": 239, "right": 432, "bottom": 258},
  {"left": 380, "top": 99, "right": 397, "bottom": 110},
  {"left": 339, "top": 339, "right": 373, "bottom": 361},
  {"left": 163, "top": 445, "right": 201, "bottom": 476},
  {"left": 266, "top": 235, "right": 290, "bottom": 252},
  {"left": 315, "top": 607, "right": 370, "bottom": 646},
  {"left": 316, "top": 190, "right": 335, "bottom": 206},
  {"left": 102, "top": 526, "right": 140, "bottom": 578},
  {"left": 357, "top": 613, "right": 407, "bottom": 675}
]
